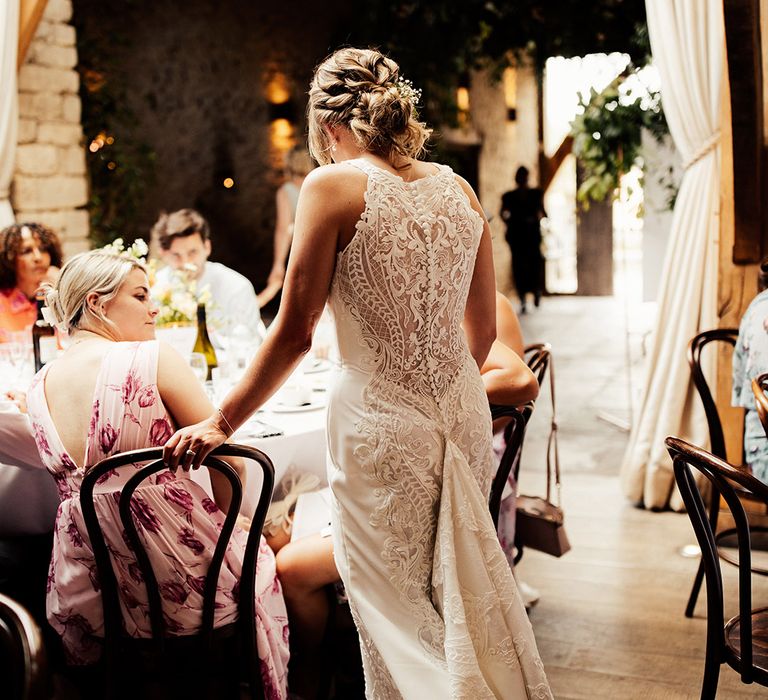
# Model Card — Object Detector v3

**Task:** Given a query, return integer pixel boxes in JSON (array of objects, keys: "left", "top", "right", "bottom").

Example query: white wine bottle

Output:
[{"left": 193, "top": 303, "right": 217, "bottom": 381}]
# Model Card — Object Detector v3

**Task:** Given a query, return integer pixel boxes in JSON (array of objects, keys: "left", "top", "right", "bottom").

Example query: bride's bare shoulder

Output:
[{"left": 303, "top": 162, "right": 367, "bottom": 192}]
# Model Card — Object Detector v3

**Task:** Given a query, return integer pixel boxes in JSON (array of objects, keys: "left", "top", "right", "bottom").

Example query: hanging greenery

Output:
[
  {"left": 72, "top": 1, "right": 156, "bottom": 248},
  {"left": 570, "top": 69, "right": 669, "bottom": 208}
]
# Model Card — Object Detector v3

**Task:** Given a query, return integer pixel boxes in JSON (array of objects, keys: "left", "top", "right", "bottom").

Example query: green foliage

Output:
[
  {"left": 570, "top": 70, "right": 668, "bottom": 208},
  {"left": 72, "top": 4, "right": 156, "bottom": 248},
  {"left": 343, "top": 0, "right": 649, "bottom": 127}
]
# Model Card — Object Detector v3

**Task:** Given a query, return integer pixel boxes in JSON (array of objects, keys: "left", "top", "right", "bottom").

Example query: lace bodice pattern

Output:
[{"left": 330, "top": 159, "right": 483, "bottom": 408}]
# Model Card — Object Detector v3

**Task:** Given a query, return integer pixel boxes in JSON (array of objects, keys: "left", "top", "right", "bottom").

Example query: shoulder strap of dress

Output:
[{"left": 346, "top": 158, "right": 378, "bottom": 176}]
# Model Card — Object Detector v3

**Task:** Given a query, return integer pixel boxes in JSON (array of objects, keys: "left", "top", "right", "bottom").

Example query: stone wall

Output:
[
  {"left": 466, "top": 66, "right": 539, "bottom": 294},
  {"left": 12, "top": 0, "right": 89, "bottom": 257}
]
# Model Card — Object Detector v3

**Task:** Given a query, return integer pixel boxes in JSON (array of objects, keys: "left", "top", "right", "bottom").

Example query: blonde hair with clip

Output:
[
  {"left": 43, "top": 250, "right": 146, "bottom": 339},
  {"left": 307, "top": 47, "right": 431, "bottom": 166}
]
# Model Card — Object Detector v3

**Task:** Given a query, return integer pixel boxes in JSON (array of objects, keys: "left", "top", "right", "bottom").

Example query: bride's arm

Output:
[
  {"left": 163, "top": 166, "right": 345, "bottom": 470},
  {"left": 456, "top": 176, "right": 497, "bottom": 369}
]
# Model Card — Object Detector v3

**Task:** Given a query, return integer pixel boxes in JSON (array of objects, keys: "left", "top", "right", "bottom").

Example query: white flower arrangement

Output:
[
  {"left": 101, "top": 237, "right": 149, "bottom": 262},
  {"left": 149, "top": 264, "right": 212, "bottom": 326},
  {"left": 97, "top": 238, "right": 211, "bottom": 326}
]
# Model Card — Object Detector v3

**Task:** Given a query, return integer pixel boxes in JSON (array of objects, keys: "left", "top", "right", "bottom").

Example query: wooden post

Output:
[{"left": 723, "top": 0, "right": 764, "bottom": 263}]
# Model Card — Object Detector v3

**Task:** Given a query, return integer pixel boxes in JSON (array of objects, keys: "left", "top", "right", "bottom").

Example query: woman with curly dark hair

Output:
[{"left": 0, "top": 223, "right": 62, "bottom": 340}]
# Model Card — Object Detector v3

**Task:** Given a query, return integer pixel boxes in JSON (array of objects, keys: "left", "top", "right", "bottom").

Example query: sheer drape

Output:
[
  {"left": 0, "top": 0, "right": 19, "bottom": 227},
  {"left": 620, "top": 0, "right": 725, "bottom": 509}
]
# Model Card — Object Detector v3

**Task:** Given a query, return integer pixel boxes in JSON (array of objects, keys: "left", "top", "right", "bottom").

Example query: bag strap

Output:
[{"left": 544, "top": 350, "right": 562, "bottom": 508}]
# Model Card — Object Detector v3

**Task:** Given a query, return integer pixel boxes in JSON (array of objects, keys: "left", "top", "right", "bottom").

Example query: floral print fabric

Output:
[
  {"left": 733, "top": 289, "right": 768, "bottom": 484},
  {"left": 26, "top": 340, "right": 289, "bottom": 698}
]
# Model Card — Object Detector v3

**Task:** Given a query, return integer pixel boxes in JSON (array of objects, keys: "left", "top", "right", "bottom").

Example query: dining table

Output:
[{"left": 0, "top": 352, "right": 332, "bottom": 536}]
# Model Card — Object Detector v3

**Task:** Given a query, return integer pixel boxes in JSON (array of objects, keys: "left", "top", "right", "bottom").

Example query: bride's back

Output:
[{"left": 329, "top": 157, "right": 484, "bottom": 404}]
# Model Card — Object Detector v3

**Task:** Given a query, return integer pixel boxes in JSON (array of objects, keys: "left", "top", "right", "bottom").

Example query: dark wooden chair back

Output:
[
  {"left": 666, "top": 436, "right": 768, "bottom": 697},
  {"left": 751, "top": 373, "right": 768, "bottom": 434},
  {"left": 0, "top": 592, "right": 48, "bottom": 700},
  {"left": 684, "top": 328, "right": 739, "bottom": 617},
  {"left": 80, "top": 444, "right": 274, "bottom": 700},
  {"left": 524, "top": 342, "right": 551, "bottom": 386},
  {"left": 488, "top": 402, "right": 533, "bottom": 528},
  {"left": 688, "top": 328, "right": 738, "bottom": 461}
]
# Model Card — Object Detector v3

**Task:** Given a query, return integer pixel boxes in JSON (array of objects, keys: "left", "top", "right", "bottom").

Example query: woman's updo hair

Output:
[
  {"left": 43, "top": 250, "right": 145, "bottom": 337},
  {"left": 307, "top": 47, "right": 432, "bottom": 165}
]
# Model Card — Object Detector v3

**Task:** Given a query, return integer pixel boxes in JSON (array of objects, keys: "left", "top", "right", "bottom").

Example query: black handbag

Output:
[{"left": 515, "top": 353, "right": 571, "bottom": 557}]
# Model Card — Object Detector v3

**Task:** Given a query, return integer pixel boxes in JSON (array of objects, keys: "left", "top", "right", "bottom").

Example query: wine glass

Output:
[{"left": 189, "top": 352, "right": 208, "bottom": 384}]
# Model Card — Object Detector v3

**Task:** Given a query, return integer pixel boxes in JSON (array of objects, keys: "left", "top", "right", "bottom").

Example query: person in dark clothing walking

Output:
[{"left": 500, "top": 166, "right": 547, "bottom": 313}]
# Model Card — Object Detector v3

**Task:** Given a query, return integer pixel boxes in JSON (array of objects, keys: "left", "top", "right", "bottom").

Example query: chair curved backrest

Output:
[
  {"left": 751, "top": 373, "right": 768, "bottom": 436},
  {"left": 524, "top": 343, "right": 551, "bottom": 386},
  {"left": 80, "top": 444, "right": 274, "bottom": 699},
  {"left": 687, "top": 329, "right": 738, "bottom": 460},
  {"left": 0, "top": 592, "right": 48, "bottom": 700},
  {"left": 666, "top": 436, "right": 768, "bottom": 694},
  {"left": 488, "top": 402, "right": 534, "bottom": 528}
]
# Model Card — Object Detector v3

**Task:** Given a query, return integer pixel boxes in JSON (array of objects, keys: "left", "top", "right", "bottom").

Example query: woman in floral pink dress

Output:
[{"left": 25, "top": 250, "right": 289, "bottom": 698}]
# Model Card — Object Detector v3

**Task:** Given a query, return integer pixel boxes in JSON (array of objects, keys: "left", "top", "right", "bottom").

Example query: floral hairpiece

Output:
[
  {"left": 100, "top": 237, "right": 149, "bottom": 263},
  {"left": 394, "top": 77, "right": 422, "bottom": 107}
]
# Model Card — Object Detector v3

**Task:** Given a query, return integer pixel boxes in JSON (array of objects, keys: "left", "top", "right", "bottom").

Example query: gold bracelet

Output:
[{"left": 217, "top": 407, "right": 235, "bottom": 437}]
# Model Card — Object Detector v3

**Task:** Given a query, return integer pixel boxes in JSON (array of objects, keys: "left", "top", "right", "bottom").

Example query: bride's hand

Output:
[{"left": 163, "top": 415, "right": 228, "bottom": 471}]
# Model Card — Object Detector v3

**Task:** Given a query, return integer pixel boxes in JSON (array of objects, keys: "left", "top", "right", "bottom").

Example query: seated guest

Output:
[
  {"left": 481, "top": 291, "right": 534, "bottom": 405},
  {"left": 257, "top": 147, "right": 315, "bottom": 312},
  {"left": 732, "top": 259, "right": 768, "bottom": 484},
  {"left": 25, "top": 250, "right": 289, "bottom": 696},
  {"left": 0, "top": 223, "right": 62, "bottom": 341},
  {"left": 151, "top": 208, "right": 264, "bottom": 342}
]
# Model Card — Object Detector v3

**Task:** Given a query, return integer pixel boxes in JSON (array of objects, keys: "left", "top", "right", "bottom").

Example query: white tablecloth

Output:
[{"left": 0, "top": 387, "right": 329, "bottom": 536}]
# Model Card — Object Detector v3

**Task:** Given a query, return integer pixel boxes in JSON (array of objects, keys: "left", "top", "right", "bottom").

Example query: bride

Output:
[{"left": 165, "top": 47, "right": 552, "bottom": 699}]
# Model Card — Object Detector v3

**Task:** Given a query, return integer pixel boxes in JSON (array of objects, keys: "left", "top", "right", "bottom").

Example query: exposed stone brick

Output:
[
  {"left": 18, "top": 65, "right": 79, "bottom": 95},
  {"left": 17, "top": 119, "right": 37, "bottom": 144},
  {"left": 31, "top": 44, "right": 78, "bottom": 70},
  {"left": 44, "top": 0, "right": 73, "bottom": 24},
  {"left": 62, "top": 95, "right": 82, "bottom": 123},
  {"left": 13, "top": 175, "right": 88, "bottom": 211},
  {"left": 18, "top": 208, "right": 90, "bottom": 244},
  {"left": 37, "top": 122, "right": 83, "bottom": 147},
  {"left": 60, "top": 146, "right": 87, "bottom": 175},
  {"left": 16, "top": 145, "right": 59, "bottom": 177},
  {"left": 18, "top": 92, "right": 63, "bottom": 121},
  {"left": 33, "top": 20, "right": 53, "bottom": 41},
  {"left": 51, "top": 24, "right": 77, "bottom": 47}
]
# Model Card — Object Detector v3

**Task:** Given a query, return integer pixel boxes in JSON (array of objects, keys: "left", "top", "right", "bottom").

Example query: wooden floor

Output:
[
  {"left": 515, "top": 297, "right": 768, "bottom": 699},
  {"left": 517, "top": 471, "right": 767, "bottom": 699}
]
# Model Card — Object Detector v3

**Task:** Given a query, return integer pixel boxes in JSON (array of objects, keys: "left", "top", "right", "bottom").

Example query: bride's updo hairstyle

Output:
[
  {"left": 307, "top": 47, "right": 432, "bottom": 166},
  {"left": 43, "top": 250, "right": 145, "bottom": 339}
]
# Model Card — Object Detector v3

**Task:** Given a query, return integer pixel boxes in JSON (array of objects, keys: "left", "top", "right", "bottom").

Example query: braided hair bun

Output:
[{"left": 308, "top": 48, "right": 431, "bottom": 165}]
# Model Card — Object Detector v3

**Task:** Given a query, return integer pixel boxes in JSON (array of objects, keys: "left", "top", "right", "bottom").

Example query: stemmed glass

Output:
[
  {"left": 189, "top": 353, "right": 208, "bottom": 384},
  {"left": 6, "top": 329, "right": 31, "bottom": 388}
]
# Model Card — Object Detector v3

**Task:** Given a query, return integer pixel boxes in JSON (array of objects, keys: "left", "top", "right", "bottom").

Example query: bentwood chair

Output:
[
  {"left": 685, "top": 328, "right": 739, "bottom": 617},
  {"left": 0, "top": 593, "right": 48, "bottom": 700},
  {"left": 80, "top": 445, "right": 274, "bottom": 700},
  {"left": 488, "top": 342, "right": 553, "bottom": 564},
  {"left": 666, "top": 437, "right": 768, "bottom": 699},
  {"left": 752, "top": 373, "right": 768, "bottom": 431}
]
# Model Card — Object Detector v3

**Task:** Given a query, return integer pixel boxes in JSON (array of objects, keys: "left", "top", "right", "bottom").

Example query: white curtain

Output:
[
  {"left": 0, "top": 0, "right": 19, "bottom": 227},
  {"left": 620, "top": 0, "right": 724, "bottom": 509}
]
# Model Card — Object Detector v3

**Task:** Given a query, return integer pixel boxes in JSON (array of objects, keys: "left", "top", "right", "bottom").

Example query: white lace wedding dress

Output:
[{"left": 326, "top": 158, "right": 552, "bottom": 699}]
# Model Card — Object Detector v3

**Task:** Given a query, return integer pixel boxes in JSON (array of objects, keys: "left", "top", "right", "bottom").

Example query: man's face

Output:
[{"left": 163, "top": 233, "right": 211, "bottom": 280}]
